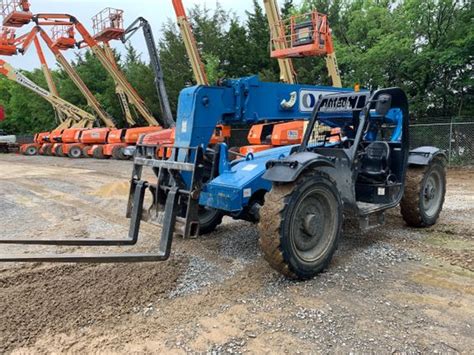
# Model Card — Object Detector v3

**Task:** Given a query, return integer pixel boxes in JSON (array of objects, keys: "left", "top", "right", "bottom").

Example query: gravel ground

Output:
[{"left": 0, "top": 154, "right": 472, "bottom": 354}]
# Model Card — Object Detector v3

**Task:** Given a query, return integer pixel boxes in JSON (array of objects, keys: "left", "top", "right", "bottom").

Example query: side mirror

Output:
[{"left": 375, "top": 94, "right": 392, "bottom": 116}]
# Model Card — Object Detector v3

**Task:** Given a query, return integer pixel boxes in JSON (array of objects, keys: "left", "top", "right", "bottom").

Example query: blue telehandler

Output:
[{"left": 0, "top": 84, "right": 447, "bottom": 281}]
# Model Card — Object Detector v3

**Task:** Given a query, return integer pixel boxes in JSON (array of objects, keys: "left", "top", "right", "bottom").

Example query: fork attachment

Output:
[{"left": 0, "top": 145, "right": 205, "bottom": 263}]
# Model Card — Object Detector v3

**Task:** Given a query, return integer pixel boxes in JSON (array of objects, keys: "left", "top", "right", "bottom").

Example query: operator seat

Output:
[{"left": 359, "top": 141, "right": 391, "bottom": 181}]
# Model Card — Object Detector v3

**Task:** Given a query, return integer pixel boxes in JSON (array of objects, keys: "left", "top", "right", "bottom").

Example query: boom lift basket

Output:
[
  {"left": 0, "top": 0, "right": 32, "bottom": 27},
  {"left": 92, "top": 8, "right": 125, "bottom": 42},
  {"left": 0, "top": 26, "right": 16, "bottom": 55},
  {"left": 270, "top": 11, "right": 331, "bottom": 58},
  {"left": 51, "top": 25, "right": 76, "bottom": 50}
]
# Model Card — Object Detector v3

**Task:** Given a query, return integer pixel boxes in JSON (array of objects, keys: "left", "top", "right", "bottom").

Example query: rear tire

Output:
[
  {"left": 68, "top": 145, "right": 83, "bottom": 159},
  {"left": 42, "top": 145, "right": 52, "bottom": 156},
  {"left": 92, "top": 146, "right": 108, "bottom": 159},
  {"left": 82, "top": 146, "right": 92, "bottom": 158},
  {"left": 259, "top": 171, "right": 342, "bottom": 280},
  {"left": 198, "top": 207, "right": 224, "bottom": 235},
  {"left": 111, "top": 146, "right": 128, "bottom": 160},
  {"left": 54, "top": 145, "right": 64, "bottom": 157},
  {"left": 400, "top": 160, "right": 446, "bottom": 227}
]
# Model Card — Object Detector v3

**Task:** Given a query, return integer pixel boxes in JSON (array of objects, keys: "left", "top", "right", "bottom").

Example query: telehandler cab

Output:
[{"left": 0, "top": 88, "right": 446, "bottom": 280}]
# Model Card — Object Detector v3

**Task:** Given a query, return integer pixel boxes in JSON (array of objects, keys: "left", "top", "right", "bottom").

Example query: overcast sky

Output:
[{"left": 7, "top": 0, "right": 255, "bottom": 71}]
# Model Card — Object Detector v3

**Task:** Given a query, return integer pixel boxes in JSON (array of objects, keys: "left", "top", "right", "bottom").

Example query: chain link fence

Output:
[{"left": 410, "top": 117, "right": 474, "bottom": 166}]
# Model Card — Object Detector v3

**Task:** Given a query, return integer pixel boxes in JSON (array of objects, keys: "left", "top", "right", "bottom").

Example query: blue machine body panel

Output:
[
  {"left": 171, "top": 76, "right": 356, "bottom": 213},
  {"left": 364, "top": 108, "right": 403, "bottom": 142},
  {"left": 220, "top": 75, "right": 353, "bottom": 124},
  {"left": 200, "top": 145, "right": 295, "bottom": 212},
  {"left": 174, "top": 76, "right": 353, "bottom": 157}
]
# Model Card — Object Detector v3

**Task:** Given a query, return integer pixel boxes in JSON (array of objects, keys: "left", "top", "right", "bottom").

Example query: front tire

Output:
[
  {"left": 400, "top": 160, "right": 446, "bottom": 227},
  {"left": 259, "top": 171, "right": 342, "bottom": 280},
  {"left": 198, "top": 207, "right": 224, "bottom": 235},
  {"left": 24, "top": 145, "right": 38, "bottom": 156}
]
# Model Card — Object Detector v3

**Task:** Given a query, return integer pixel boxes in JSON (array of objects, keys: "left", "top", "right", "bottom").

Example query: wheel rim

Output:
[
  {"left": 71, "top": 148, "right": 81, "bottom": 158},
  {"left": 290, "top": 186, "right": 338, "bottom": 263},
  {"left": 422, "top": 168, "right": 443, "bottom": 218}
]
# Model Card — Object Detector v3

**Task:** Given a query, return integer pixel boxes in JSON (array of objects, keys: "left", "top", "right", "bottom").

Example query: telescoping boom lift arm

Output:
[
  {"left": 74, "top": 10, "right": 160, "bottom": 127},
  {"left": 19, "top": 25, "right": 116, "bottom": 128},
  {"left": 101, "top": 42, "right": 135, "bottom": 126},
  {"left": 31, "top": 34, "right": 67, "bottom": 125},
  {"left": 122, "top": 17, "right": 174, "bottom": 128},
  {"left": 0, "top": 27, "right": 93, "bottom": 128},
  {"left": 262, "top": 0, "right": 295, "bottom": 84},
  {"left": 171, "top": 0, "right": 208, "bottom": 86},
  {"left": 0, "top": 59, "right": 96, "bottom": 128}
]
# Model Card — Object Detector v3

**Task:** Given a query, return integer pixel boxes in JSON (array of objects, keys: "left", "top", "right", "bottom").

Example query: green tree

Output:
[
  {"left": 0, "top": 69, "right": 55, "bottom": 134},
  {"left": 246, "top": 0, "right": 279, "bottom": 79},
  {"left": 222, "top": 19, "right": 250, "bottom": 77}
]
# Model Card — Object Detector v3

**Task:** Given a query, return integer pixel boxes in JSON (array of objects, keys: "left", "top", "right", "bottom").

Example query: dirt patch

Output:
[
  {"left": 90, "top": 180, "right": 131, "bottom": 199},
  {"left": 0, "top": 260, "right": 187, "bottom": 352}
]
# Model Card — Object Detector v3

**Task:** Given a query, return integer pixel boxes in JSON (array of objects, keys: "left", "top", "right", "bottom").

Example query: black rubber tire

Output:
[
  {"left": 92, "top": 146, "right": 108, "bottom": 160},
  {"left": 54, "top": 145, "right": 65, "bottom": 157},
  {"left": 24, "top": 145, "right": 38, "bottom": 156},
  {"left": 82, "top": 146, "right": 92, "bottom": 158},
  {"left": 400, "top": 160, "right": 446, "bottom": 227},
  {"left": 111, "top": 146, "right": 128, "bottom": 160},
  {"left": 198, "top": 207, "right": 224, "bottom": 235},
  {"left": 258, "top": 171, "right": 342, "bottom": 280},
  {"left": 68, "top": 145, "right": 83, "bottom": 159},
  {"left": 41, "top": 145, "right": 52, "bottom": 156}
]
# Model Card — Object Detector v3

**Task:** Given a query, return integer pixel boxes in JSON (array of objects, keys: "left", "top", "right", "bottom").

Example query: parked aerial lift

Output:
[
  {"left": 0, "top": 59, "right": 96, "bottom": 156},
  {"left": 37, "top": 8, "right": 167, "bottom": 160},
  {"left": 238, "top": 0, "right": 344, "bottom": 156},
  {"left": 41, "top": 22, "right": 121, "bottom": 159},
  {"left": 0, "top": 27, "right": 99, "bottom": 156},
  {"left": 2, "top": 24, "right": 116, "bottom": 157},
  {"left": 9, "top": 24, "right": 117, "bottom": 156},
  {"left": 2, "top": 5, "right": 169, "bottom": 159},
  {"left": 32, "top": 24, "right": 117, "bottom": 157},
  {"left": 85, "top": 10, "right": 171, "bottom": 160}
]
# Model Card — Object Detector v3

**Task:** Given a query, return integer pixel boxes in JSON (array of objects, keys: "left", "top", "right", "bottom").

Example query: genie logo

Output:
[{"left": 299, "top": 89, "right": 341, "bottom": 113}]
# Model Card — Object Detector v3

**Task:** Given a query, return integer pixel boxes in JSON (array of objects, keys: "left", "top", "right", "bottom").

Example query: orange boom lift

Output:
[
  {"left": 85, "top": 8, "right": 165, "bottom": 160},
  {"left": 14, "top": 24, "right": 117, "bottom": 157},
  {"left": 0, "top": 26, "right": 99, "bottom": 156}
]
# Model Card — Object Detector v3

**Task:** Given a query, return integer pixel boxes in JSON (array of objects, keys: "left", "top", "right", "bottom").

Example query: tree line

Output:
[{"left": 0, "top": 0, "right": 472, "bottom": 134}]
